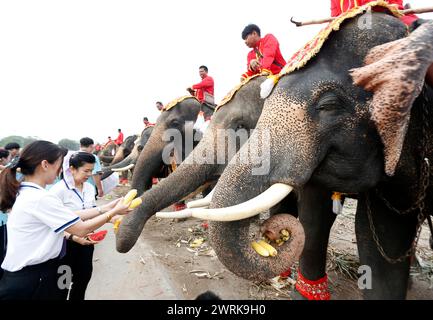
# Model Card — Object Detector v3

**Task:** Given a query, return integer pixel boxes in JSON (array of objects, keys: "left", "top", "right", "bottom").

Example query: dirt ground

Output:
[{"left": 86, "top": 185, "right": 433, "bottom": 300}]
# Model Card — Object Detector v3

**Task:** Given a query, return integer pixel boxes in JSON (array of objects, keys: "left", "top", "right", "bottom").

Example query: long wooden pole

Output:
[{"left": 290, "top": 6, "right": 433, "bottom": 27}]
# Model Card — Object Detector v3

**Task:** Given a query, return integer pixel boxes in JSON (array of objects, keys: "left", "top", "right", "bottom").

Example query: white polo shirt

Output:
[
  {"left": 49, "top": 178, "right": 96, "bottom": 212},
  {"left": 1, "top": 182, "right": 80, "bottom": 272}
]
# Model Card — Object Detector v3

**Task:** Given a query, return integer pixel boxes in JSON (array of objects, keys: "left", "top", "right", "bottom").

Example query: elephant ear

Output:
[{"left": 350, "top": 21, "right": 433, "bottom": 176}]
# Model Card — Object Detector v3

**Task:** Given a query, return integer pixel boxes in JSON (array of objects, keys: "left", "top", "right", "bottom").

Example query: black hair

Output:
[
  {"left": 79, "top": 137, "right": 94, "bottom": 147},
  {"left": 241, "top": 24, "right": 261, "bottom": 40},
  {"left": 69, "top": 152, "right": 96, "bottom": 169},
  {"left": 199, "top": 65, "right": 208, "bottom": 73},
  {"left": 0, "top": 149, "right": 9, "bottom": 159},
  {"left": 156, "top": 101, "right": 163, "bottom": 105},
  {"left": 143, "top": 117, "right": 149, "bottom": 121},
  {"left": 118, "top": 129, "right": 121, "bottom": 132},
  {"left": 0, "top": 140, "right": 67, "bottom": 211},
  {"left": 195, "top": 291, "right": 221, "bottom": 300},
  {"left": 4, "top": 142, "right": 20, "bottom": 151}
]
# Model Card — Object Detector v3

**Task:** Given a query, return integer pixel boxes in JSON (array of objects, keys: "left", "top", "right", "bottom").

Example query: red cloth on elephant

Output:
[
  {"left": 241, "top": 34, "right": 286, "bottom": 79},
  {"left": 330, "top": 0, "right": 418, "bottom": 25},
  {"left": 192, "top": 75, "right": 214, "bottom": 103},
  {"left": 295, "top": 269, "right": 330, "bottom": 300}
]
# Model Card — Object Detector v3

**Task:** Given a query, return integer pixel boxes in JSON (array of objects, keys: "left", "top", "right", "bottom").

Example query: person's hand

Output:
[
  {"left": 109, "top": 214, "right": 122, "bottom": 224},
  {"left": 75, "top": 235, "right": 99, "bottom": 245},
  {"left": 249, "top": 59, "right": 261, "bottom": 72},
  {"left": 97, "top": 188, "right": 104, "bottom": 198},
  {"left": 112, "top": 197, "right": 133, "bottom": 215},
  {"left": 187, "top": 87, "right": 195, "bottom": 95}
]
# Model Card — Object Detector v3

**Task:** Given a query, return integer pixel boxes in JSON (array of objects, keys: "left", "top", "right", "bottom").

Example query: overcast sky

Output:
[{"left": 1, "top": 0, "right": 432, "bottom": 144}]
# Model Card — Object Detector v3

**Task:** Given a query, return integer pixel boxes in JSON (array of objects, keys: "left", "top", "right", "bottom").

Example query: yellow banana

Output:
[
  {"left": 113, "top": 218, "right": 122, "bottom": 233},
  {"left": 258, "top": 240, "right": 278, "bottom": 257},
  {"left": 128, "top": 197, "right": 142, "bottom": 209},
  {"left": 123, "top": 189, "right": 138, "bottom": 205},
  {"left": 280, "top": 229, "right": 290, "bottom": 237},
  {"left": 251, "top": 241, "right": 270, "bottom": 257}
]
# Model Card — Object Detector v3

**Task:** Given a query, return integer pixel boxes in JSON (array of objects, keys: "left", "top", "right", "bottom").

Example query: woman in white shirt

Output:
[
  {"left": 0, "top": 141, "right": 130, "bottom": 300},
  {"left": 50, "top": 151, "right": 116, "bottom": 300}
]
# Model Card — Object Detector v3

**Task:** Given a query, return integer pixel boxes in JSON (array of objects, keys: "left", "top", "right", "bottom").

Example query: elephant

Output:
[
  {"left": 98, "top": 134, "right": 138, "bottom": 169},
  {"left": 188, "top": 12, "right": 433, "bottom": 300},
  {"left": 125, "top": 96, "right": 213, "bottom": 197},
  {"left": 97, "top": 140, "right": 119, "bottom": 165},
  {"left": 115, "top": 75, "right": 282, "bottom": 253},
  {"left": 101, "top": 127, "right": 154, "bottom": 180}
]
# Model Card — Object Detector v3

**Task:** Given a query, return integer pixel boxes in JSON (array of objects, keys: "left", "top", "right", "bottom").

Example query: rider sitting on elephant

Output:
[
  {"left": 240, "top": 24, "right": 286, "bottom": 81},
  {"left": 187, "top": 65, "right": 215, "bottom": 119},
  {"left": 330, "top": 0, "right": 433, "bottom": 86}
]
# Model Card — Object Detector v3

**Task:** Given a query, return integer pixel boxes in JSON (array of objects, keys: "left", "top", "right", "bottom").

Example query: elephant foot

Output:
[{"left": 294, "top": 269, "right": 331, "bottom": 300}]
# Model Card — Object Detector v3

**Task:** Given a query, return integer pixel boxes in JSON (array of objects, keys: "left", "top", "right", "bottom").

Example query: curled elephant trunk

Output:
[
  {"left": 186, "top": 183, "right": 304, "bottom": 281},
  {"left": 210, "top": 213, "right": 304, "bottom": 282}
]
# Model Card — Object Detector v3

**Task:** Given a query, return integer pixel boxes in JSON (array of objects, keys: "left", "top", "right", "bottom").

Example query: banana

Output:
[
  {"left": 258, "top": 240, "right": 278, "bottom": 257},
  {"left": 128, "top": 197, "right": 142, "bottom": 209},
  {"left": 123, "top": 189, "right": 138, "bottom": 205},
  {"left": 280, "top": 229, "right": 290, "bottom": 237},
  {"left": 251, "top": 241, "right": 270, "bottom": 257},
  {"left": 113, "top": 218, "right": 122, "bottom": 233}
]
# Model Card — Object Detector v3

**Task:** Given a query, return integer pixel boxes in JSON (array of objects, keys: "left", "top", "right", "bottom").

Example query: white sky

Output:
[{"left": 1, "top": 0, "right": 432, "bottom": 144}]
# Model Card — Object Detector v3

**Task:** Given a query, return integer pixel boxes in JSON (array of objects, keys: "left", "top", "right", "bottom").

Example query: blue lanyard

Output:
[{"left": 63, "top": 178, "right": 85, "bottom": 209}]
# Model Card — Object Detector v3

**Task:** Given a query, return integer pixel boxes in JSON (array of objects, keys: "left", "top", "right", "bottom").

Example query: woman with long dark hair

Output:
[{"left": 0, "top": 141, "right": 130, "bottom": 300}]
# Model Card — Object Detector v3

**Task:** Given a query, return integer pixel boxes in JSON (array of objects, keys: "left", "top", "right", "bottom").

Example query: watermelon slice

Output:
[{"left": 88, "top": 230, "right": 107, "bottom": 242}]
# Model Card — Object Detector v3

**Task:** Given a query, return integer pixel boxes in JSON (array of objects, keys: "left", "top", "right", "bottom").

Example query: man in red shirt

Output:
[
  {"left": 241, "top": 24, "right": 286, "bottom": 80},
  {"left": 114, "top": 129, "right": 124, "bottom": 146},
  {"left": 187, "top": 65, "right": 215, "bottom": 104},
  {"left": 330, "top": 0, "right": 432, "bottom": 87}
]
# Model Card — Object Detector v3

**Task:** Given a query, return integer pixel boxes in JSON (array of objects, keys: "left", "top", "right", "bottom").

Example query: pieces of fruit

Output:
[
  {"left": 257, "top": 240, "right": 278, "bottom": 257},
  {"left": 113, "top": 218, "right": 122, "bottom": 233},
  {"left": 123, "top": 189, "right": 138, "bottom": 205},
  {"left": 128, "top": 197, "right": 142, "bottom": 209},
  {"left": 88, "top": 230, "right": 107, "bottom": 242}
]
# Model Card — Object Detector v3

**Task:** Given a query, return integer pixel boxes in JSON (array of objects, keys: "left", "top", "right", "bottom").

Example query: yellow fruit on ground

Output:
[
  {"left": 257, "top": 240, "right": 278, "bottom": 257},
  {"left": 251, "top": 241, "right": 270, "bottom": 257},
  {"left": 128, "top": 197, "right": 142, "bottom": 209},
  {"left": 123, "top": 189, "right": 138, "bottom": 205}
]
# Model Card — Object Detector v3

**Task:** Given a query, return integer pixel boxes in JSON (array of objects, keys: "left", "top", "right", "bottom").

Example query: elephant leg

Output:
[
  {"left": 355, "top": 192, "right": 418, "bottom": 300},
  {"left": 293, "top": 183, "right": 336, "bottom": 300}
]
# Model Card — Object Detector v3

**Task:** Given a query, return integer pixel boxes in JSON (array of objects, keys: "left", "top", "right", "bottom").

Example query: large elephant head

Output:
[
  {"left": 129, "top": 96, "right": 202, "bottom": 195},
  {"left": 196, "top": 13, "right": 433, "bottom": 282},
  {"left": 101, "top": 127, "right": 153, "bottom": 180},
  {"left": 115, "top": 76, "right": 268, "bottom": 253}
]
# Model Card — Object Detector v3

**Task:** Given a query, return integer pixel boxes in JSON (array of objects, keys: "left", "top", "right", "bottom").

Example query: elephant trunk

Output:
[
  {"left": 115, "top": 127, "right": 221, "bottom": 253},
  {"left": 130, "top": 129, "right": 167, "bottom": 195},
  {"left": 101, "top": 151, "right": 136, "bottom": 180},
  {"left": 110, "top": 146, "right": 126, "bottom": 165},
  {"left": 207, "top": 138, "right": 305, "bottom": 281}
]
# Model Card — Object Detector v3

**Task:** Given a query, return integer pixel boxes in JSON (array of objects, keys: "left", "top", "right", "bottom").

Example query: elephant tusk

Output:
[
  {"left": 191, "top": 183, "right": 293, "bottom": 222},
  {"left": 111, "top": 163, "right": 135, "bottom": 172},
  {"left": 186, "top": 188, "right": 215, "bottom": 208},
  {"left": 155, "top": 208, "right": 205, "bottom": 219}
]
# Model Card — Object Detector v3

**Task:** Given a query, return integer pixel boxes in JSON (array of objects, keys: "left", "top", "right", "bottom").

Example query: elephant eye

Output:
[{"left": 316, "top": 94, "right": 344, "bottom": 112}]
